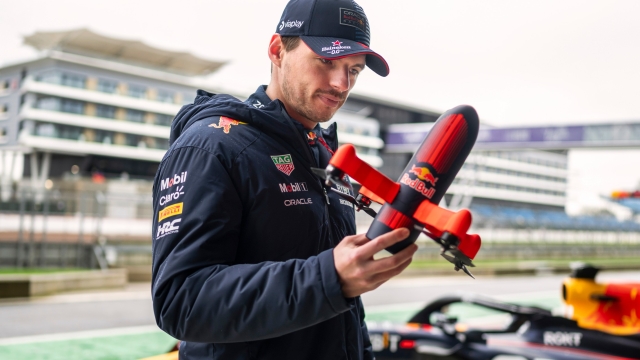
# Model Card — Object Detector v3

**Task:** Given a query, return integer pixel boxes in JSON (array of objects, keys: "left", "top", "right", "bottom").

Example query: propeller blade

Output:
[
  {"left": 330, "top": 188, "right": 378, "bottom": 218},
  {"left": 460, "top": 265, "right": 475, "bottom": 279},
  {"left": 330, "top": 188, "right": 358, "bottom": 204},
  {"left": 362, "top": 207, "right": 378, "bottom": 217}
]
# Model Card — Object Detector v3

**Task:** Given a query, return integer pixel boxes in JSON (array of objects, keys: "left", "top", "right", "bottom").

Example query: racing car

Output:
[{"left": 368, "top": 264, "right": 640, "bottom": 360}]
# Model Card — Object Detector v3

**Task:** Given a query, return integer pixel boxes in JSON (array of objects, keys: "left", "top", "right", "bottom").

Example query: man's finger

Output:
[
  {"left": 369, "top": 256, "right": 414, "bottom": 286},
  {"left": 351, "top": 234, "right": 370, "bottom": 247},
  {"left": 356, "top": 228, "right": 410, "bottom": 259},
  {"left": 365, "top": 243, "right": 417, "bottom": 274}
]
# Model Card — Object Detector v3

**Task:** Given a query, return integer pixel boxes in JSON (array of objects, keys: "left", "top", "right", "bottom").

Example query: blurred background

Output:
[{"left": 1, "top": 1, "right": 640, "bottom": 359}]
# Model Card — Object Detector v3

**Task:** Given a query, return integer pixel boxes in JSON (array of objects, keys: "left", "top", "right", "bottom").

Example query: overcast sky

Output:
[
  {"left": 2, "top": 0, "right": 640, "bottom": 127},
  {"left": 2, "top": 0, "right": 640, "bottom": 213}
]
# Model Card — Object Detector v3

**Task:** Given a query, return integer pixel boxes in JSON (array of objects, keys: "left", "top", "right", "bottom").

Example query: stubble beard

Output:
[{"left": 281, "top": 66, "right": 343, "bottom": 124}]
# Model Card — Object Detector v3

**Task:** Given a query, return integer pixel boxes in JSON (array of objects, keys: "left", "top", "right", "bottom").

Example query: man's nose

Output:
[{"left": 329, "top": 67, "right": 350, "bottom": 93}]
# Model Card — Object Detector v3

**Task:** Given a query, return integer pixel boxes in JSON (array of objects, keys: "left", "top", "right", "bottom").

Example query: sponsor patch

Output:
[
  {"left": 339, "top": 8, "right": 367, "bottom": 33},
  {"left": 279, "top": 20, "right": 304, "bottom": 30},
  {"left": 271, "top": 154, "right": 295, "bottom": 176},
  {"left": 279, "top": 182, "right": 308, "bottom": 193},
  {"left": 160, "top": 172, "right": 187, "bottom": 191},
  {"left": 307, "top": 131, "right": 317, "bottom": 144},
  {"left": 321, "top": 40, "right": 352, "bottom": 55},
  {"left": 157, "top": 218, "right": 181, "bottom": 239},
  {"left": 284, "top": 198, "right": 312, "bottom": 206},
  {"left": 159, "top": 186, "right": 184, "bottom": 206},
  {"left": 339, "top": 199, "right": 354, "bottom": 208},
  {"left": 409, "top": 165, "right": 438, "bottom": 186},
  {"left": 209, "top": 116, "right": 246, "bottom": 134},
  {"left": 543, "top": 331, "right": 583, "bottom": 347},
  {"left": 158, "top": 202, "right": 183, "bottom": 222},
  {"left": 400, "top": 173, "right": 435, "bottom": 199}
]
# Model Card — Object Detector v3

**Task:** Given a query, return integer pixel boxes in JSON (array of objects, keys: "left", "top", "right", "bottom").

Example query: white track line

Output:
[{"left": 0, "top": 325, "right": 163, "bottom": 346}]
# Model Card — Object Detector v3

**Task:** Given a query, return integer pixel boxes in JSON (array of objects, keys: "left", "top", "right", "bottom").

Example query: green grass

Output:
[
  {"left": 0, "top": 268, "right": 86, "bottom": 275},
  {"left": 408, "top": 257, "right": 640, "bottom": 269},
  {"left": 0, "top": 331, "right": 176, "bottom": 360}
]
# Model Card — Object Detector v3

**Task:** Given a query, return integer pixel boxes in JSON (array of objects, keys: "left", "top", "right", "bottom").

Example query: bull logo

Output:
[
  {"left": 409, "top": 165, "right": 438, "bottom": 186},
  {"left": 209, "top": 116, "right": 246, "bottom": 134}
]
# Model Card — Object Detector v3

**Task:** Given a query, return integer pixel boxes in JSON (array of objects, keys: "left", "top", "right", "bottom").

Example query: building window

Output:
[
  {"left": 155, "top": 114, "right": 173, "bottom": 126},
  {"left": 157, "top": 90, "right": 174, "bottom": 103},
  {"left": 35, "top": 96, "right": 84, "bottom": 114},
  {"left": 35, "top": 97, "right": 60, "bottom": 111},
  {"left": 128, "top": 84, "right": 146, "bottom": 99},
  {"left": 97, "top": 79, "right": 118, "bottom": 94},
  {"left": 154, "top": 138, "right": 169, "bottom": 149},
  {"left": 0, "top": 80, "right": 9, "bottom": 91},
  {"left": 125, "top": 133, "right": 142, "bottom": 147},
  {"left": 0, "top": 104, "right": 7, "bottom": 115},
  {"left": 96, "top": 104, "right": 116, "bottom": 119},
  {"left": 95, "top": 129, "right": 114, "bottom": 144},
  {"left": 182, "top": 93, "right": 194, "bottom": 105},
  {"left": 61, "top": 73, "right": 86, "bottom": 88},
  {"left": 126, "top": 109, "right": 145, "bottom": 123},
  {"left": 60, "top": 99, "right": 85, "bottom": 114},
  {"left": 36, "top": 71, "right": 86, "bottom": 89},
  {"left": 34, "top": 123, "right": 57, "bottom": 138},
  {"left": 0, "top": 127, "right": 7, "bottom": 142}
]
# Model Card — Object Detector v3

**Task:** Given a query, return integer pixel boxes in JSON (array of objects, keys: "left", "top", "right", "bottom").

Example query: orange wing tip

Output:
[
  {"left": 329, "top": 144, "right": 357, "bottom": 169},
  {"left": 458, "top": 233, "right": 481, "bottom": 260}
]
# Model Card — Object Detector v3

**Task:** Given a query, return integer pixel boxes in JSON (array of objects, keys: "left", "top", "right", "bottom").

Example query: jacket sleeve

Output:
[
  {"left": 358, "top": 297, "right": 374, "bottom": 359},
  {"left": 151, "top": 146, "right": 352, "bottom": 343}
]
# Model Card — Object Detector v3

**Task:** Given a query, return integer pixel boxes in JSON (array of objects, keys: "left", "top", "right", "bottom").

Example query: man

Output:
[{"left": 151, "top": 0, "right": 417, "bottom": 359}]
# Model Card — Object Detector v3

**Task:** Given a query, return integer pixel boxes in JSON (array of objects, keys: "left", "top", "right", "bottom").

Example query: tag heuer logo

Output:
[{"left": 271, "top": 154, "right": 295, "bottom": 176}]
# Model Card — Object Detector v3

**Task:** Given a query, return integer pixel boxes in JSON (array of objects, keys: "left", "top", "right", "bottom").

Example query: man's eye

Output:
[
  {"left": 350, "top": 69, "right": 360, "bottom": 76},
  {"left": 319, "top": 58, "right": 332, "bottom": 64}
]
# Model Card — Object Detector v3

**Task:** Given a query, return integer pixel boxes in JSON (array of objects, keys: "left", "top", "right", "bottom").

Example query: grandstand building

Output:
[{"left": 0, "top": 29, "right": 385, "bottom": 200}]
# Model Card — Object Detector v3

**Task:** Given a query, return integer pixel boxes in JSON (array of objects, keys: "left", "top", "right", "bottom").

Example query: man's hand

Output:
[{"left": 333, "top": 228, "right": 418, "bottom": 298}]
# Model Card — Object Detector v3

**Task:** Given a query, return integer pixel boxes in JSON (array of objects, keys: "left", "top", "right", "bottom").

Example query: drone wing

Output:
[
  {"left": 412, "top": 199, "right": 482, "bottom": 267},
  {"left": 329, "top": 144, "right": 400, "bottom": 204}
]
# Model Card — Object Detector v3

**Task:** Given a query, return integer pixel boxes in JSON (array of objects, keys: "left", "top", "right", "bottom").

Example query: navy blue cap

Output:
[{"left": 276, "top": 0, "right": 389, "bottom": 77}]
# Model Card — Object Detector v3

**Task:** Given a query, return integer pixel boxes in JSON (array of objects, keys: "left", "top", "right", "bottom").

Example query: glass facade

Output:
[
  {"left": 125, "top": 109, "right": 144, "bottom": 123},
  {"left": 97, "top": 78, "right": 117, "bottom": 94},
  {"left": 30, "top": 121, "right": 168, "bottom": 150},
  {"left": 33, "top": 71, "right": 187, "bottom": 105},
  {"left": 96, "top": 104, "right": 116, "bottom": 119}
]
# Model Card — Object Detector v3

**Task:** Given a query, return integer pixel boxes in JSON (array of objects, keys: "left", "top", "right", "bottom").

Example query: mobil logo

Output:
[
  {"left": 279, "top": 182, "right": 308, "bottom": 193},
  {"left": 160, "top": 171, "right": 187, "bottom": 191}
]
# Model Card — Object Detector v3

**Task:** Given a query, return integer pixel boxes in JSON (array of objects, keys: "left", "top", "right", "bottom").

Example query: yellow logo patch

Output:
[{"left": 158, "top": 202, "right": 183, "bottom": 222}]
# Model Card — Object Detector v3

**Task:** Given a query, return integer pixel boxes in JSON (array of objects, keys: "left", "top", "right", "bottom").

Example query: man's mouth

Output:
[{"left": 317, "top": 93, "right": 342, "bottom": 108}]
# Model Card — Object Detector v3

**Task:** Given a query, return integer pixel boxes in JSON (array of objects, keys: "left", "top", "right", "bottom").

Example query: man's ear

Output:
[{"left": 267, "top": 34, "right": 285, "bottom": 69}]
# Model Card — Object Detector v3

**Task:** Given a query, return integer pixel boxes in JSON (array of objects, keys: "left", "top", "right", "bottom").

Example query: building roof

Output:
[{"left": 23, "top": 28, "right": 226, "bottom": 76}]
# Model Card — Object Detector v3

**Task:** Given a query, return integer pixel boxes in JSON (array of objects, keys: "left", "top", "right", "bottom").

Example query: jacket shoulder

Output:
[{"left": 168, "top": 115, "right": 261, "bottom": 159}]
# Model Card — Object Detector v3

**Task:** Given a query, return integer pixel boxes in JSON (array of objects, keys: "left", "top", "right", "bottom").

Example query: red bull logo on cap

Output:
[
  {"left": 409, "top": 165, "right": 438, "bottom": 186},
  {"left": 209, "top": 116, "right": 246, "bottom": 134}
]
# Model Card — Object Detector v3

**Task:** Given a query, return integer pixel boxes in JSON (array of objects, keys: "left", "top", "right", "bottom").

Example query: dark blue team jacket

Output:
[{"left": 151, "top": 86, "right": 373, "bottom": 359}]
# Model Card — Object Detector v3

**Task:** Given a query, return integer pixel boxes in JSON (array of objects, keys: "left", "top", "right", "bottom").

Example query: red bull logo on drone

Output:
[
  {"left": 400, "top": 165, "right": 439, "bottom": 199},
  {"left": 409, "top": 165, "right": 438, "bottom": 186}
]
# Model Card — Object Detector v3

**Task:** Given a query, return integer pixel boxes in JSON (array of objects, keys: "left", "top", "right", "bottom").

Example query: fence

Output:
[{"left": 0, "top": 184, "right": 153, "bottom": 269}]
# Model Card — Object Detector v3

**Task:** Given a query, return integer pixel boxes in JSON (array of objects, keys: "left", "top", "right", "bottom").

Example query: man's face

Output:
[{"left": 279, "top": 41, "right": 366, "bottom": 126}]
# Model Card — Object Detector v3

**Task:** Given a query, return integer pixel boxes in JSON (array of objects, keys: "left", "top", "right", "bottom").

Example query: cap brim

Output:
[{"left": 300, "top": 36, "right": 389, "bottom": 77}]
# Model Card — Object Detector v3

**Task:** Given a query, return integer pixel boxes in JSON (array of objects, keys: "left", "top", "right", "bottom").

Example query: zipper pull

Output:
[{"left": 323, "top": 188, "right": 331, "bottom": 205}]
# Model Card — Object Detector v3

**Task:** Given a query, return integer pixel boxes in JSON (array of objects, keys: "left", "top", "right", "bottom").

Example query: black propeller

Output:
[
  {"left": 329, "top": 188, "right": 378, "bottom": 217},
  {"left": 421, "top": 228, "right": 476, "bottom": 279},
  {"left": 311, "top": 167, "right": 378, "bottom": 217}
]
